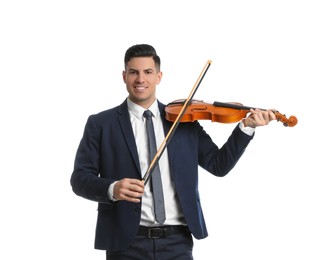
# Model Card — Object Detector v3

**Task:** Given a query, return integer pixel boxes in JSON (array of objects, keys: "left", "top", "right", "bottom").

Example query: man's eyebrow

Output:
[{"left": 128, "top": 68, "right": 154, "bottom": 72}]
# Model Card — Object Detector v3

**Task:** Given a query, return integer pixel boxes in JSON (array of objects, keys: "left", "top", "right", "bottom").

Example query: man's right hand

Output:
[{"left": 113, "top": 178, "right": 144, "bottom": 203}]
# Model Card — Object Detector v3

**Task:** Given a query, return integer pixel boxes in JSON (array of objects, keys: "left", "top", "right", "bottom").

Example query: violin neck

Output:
[
  {"left": 213, "top": 101, "right": 253, "bottom": 110},
  {"left": 213, "top": 101, "right": 266, "bottom": 111}
]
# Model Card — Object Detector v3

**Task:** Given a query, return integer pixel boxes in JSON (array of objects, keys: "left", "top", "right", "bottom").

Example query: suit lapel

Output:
[
  {"left": 117, "top": 100, "right": 141, "bottom": 175},
  {"left": 158, "top": 101, "right": 177, "bottom": 162}
]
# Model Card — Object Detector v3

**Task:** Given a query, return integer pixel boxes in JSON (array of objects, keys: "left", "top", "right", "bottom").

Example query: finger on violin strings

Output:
[
  {"left": 250, "top": 109, "right": 264, "bottom": 120},
  {"left": 267, "top": 109, "right": 276, "bottom": 120},
  {"left": 260, "top": 110, "right": 276, "bottom": 123},
  {"left": 249, "top": 111, "right": 267, "bottom": 126},
  {"left": 252, "top": 108, "right": 275, "bottom": 122}
]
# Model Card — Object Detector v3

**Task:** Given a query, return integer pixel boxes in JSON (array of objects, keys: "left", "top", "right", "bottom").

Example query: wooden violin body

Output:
[{"left": 165, "top": 99, "right": 298, "bottom": 127}]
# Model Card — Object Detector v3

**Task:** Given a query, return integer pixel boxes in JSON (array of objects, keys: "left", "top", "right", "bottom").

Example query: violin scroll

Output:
[{"left": 274, "top": 112, "right": 298, "bottom": 127}]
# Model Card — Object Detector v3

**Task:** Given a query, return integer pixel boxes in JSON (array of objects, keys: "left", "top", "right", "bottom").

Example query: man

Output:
[{"left": 71, "top": 44, "right": 275, "bottom": 259}]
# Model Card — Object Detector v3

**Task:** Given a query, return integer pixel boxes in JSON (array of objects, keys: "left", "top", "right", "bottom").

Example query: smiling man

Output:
[{"left": 71, "top": 44, "right": 276, "bottom": 259}]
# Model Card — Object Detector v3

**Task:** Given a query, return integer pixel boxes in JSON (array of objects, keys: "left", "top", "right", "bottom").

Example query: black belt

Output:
[{"left": 137, "top": 225, "right": 190, "bottom": 239}]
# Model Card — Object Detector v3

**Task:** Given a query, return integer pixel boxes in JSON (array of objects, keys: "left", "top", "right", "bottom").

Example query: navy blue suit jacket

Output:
[{"left": 71, "top": 99, "right": 254, "bottom": 251}]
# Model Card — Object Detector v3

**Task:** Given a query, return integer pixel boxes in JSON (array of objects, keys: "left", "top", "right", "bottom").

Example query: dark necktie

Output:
[{"left": 143, "top": 110, "right": 166, "bottom": 224}]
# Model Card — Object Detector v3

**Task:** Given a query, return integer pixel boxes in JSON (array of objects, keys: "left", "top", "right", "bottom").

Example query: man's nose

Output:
[{"left": 136, "top": 73, "right": 145, "bottom": 82}]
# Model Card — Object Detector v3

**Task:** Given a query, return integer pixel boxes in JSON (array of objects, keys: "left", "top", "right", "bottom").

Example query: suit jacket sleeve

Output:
[
  {"left": 197, "top": 122, "right": 254, "bottom": 176},
  {"left": 70, "top": 114, "right": 113, "bottom": 204}
]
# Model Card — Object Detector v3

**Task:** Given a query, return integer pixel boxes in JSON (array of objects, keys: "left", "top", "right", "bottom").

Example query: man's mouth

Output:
[{"left": 135, "top": 86, "right": 147, "bottom": 91}]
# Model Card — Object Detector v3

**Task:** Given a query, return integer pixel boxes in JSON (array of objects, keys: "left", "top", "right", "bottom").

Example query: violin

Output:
[
  {"left": 165, "top": 99, "right": 298, "bottom": 127},
  {"left": 143, "top": 60, "right": 297, "bottom": 186}
]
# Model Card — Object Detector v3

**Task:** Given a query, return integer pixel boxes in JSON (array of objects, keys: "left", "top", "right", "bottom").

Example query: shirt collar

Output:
[{"left": 127, "top": 98, "right": 160, "bottom": 120}]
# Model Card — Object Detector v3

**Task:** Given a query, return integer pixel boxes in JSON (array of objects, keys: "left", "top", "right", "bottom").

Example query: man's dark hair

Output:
[{"left": 124, "top": 44, "right": 161, "bottom": 70}]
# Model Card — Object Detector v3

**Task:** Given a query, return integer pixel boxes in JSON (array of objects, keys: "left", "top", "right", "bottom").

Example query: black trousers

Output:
[{"left": 106, "top": 230, "right": 193, "bottom": 260}]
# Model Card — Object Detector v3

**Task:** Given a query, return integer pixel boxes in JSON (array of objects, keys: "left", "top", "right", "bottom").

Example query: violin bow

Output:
[{"left": 142, "top": 60, "right": 212, "bottom": 185}]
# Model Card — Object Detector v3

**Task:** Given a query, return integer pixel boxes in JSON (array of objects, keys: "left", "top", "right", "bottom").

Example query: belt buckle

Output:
[{"left": 147, "top": 227, "right": 164, "bottom": 239}]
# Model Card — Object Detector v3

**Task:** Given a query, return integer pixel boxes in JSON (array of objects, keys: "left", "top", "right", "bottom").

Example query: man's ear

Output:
[
  {"left": 122, "top": 71, "right": 127, "bottom": 83},
  {"left": 157, "top": 71, "right": 163, "bottom": 84}
]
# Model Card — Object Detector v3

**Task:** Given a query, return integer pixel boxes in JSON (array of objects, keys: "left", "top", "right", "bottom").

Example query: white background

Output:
[{"left": 1, "top": 0, "right": 327, "bottom": 259}]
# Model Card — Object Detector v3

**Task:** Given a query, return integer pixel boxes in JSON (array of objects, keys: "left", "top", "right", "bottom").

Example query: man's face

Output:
[{"left": 123, "top": 57, "right": 162, "bottom": 108}]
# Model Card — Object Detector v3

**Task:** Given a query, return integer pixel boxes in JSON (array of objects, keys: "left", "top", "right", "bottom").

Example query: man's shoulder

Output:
[
  {"left": 83, "top": 101, "right": 128, "bottom": 128},
  {"left": 92, "top": 100, "right": 127, "bottom": 118}
]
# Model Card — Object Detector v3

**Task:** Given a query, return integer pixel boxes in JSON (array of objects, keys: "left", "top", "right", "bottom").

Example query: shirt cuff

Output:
[
  {"left": 108, "top": 181, "right": 119, "bottom": 202},
  {"left": 238, "top": 121, "right": 255, "bottom": 136}
]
